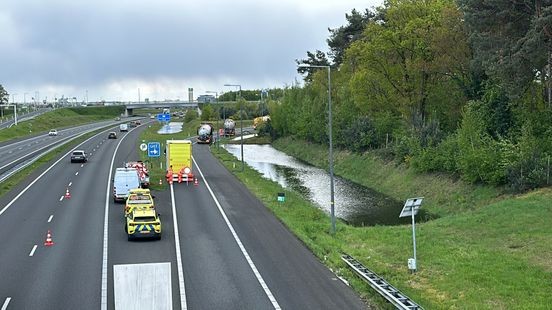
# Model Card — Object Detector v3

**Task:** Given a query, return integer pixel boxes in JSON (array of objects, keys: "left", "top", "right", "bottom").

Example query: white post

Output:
[{"left": 411, "top": 210, "right": 417, "bottom": 271}]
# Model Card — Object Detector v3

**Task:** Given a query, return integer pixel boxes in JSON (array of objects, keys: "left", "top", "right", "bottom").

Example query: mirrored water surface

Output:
[{"left": 223, "top": 144, "right": 416, "bottom": 226}]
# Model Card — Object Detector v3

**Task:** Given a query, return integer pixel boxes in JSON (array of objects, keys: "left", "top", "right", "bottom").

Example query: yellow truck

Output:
[
  {"left": 165, "top": 140, "right": 195, "bottom": 183},
  {"left": 124, "top": 188, "right": 154, "bottom": 217}
]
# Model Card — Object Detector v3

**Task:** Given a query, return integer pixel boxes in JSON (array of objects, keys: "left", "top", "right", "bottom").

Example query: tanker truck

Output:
[
  {"left": 197, "top": 123, "right": 213, "bottom": 144},
  {"left": 224, "top": 118, "right": 235, "bottom": 137}
]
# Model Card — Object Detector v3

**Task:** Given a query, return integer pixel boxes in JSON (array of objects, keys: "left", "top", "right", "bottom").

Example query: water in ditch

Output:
[{"left": 222, "top": 144, "right": 427, "bottom": 226}]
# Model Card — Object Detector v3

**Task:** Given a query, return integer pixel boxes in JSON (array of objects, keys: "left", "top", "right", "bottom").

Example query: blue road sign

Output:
[
  {"left": 157, "top": 113, "right": 171, "bottom": 122},
  {"left": 147, "top": 142, "right": 161, "bottom": 157}
]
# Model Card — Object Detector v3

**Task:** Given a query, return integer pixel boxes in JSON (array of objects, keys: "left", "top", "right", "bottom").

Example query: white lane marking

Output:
[
  {"left": 29, "top": 245, "right": 37, "bottom": 257},
  {"left": 18, "top": 147, "right": 22, "bottom": 150},
  {"left": 8, "top": 151, "right": 12, "bottom": 154},
  {"left": 48, "top": 215, "right": 53, "bottom": 223},
  {"left": 75, "top": 172, "right": 79, "bottom": 176},
  {"left": 59, "top": 196, "right": 64, "bottom": 202},
  {"left": 1, "top": 297, "right": 11, "bottom": 310},
  {"left": 101, "top": 125, "right": 142, "bottom": 310},
  {"left": 68, "top": 182, "right": 72, "bottom": 187},
  {"left": 93, "top": 149, "right": 95, "bottom": 152},
  {"left": 0, "top": 132, "right": 101, "bottom": 217},
  {"left": 170, "top": 184, "right": 188, "bottom": 310},
  {"left": 192, "top": 156, "right": 281, "bottom": 309},
  {"left": 80, "top": 164, "right": 84, "bottom": 168}
]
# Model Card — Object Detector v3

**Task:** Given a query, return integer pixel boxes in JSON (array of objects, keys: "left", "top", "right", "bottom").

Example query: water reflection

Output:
[{"left": 223, "top": 144, "right": 411, "bottom": 226}]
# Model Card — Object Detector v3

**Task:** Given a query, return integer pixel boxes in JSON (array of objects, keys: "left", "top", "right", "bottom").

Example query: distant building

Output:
[{"left": 197, "top": 95, "right": 216, "bottom": 103}]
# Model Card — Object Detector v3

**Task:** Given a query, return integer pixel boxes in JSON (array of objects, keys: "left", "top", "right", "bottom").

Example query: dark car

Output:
[
  {"left": 108, "top": 132, "right": 117, "bottom": 139},
  {"left": 70, "top": 150, "right": 87, "bottom": 163}
]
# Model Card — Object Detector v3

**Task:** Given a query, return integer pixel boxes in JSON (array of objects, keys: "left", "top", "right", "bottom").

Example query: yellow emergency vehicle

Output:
[
  {"left": 125, "top": 209, "right": 162, "bottom": 240},
  {"left": 124, "top": 188, "right": 154, "bottom": 217}
]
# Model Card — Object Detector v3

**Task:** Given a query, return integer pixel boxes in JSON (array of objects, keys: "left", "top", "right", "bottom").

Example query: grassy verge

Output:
[
  {"left": 0, "top": 106, "right": 123, "bottom": 143},
  {"left": 212, "top": 138, "right": 552, "bottom": 309}
]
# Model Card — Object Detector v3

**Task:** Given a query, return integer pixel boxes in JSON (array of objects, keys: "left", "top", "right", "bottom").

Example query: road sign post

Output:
[{"left": 399, "top": 197, "right": 423, "bottom": 272}]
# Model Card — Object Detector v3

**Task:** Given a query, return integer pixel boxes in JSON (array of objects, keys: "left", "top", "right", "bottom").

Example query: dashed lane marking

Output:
[
  {"left": 1, "top": 297, "right": 11, "bottom": 310},
  {"left": 75, "top": 172, "right": 79, "bottom": 176},
  {"left": 81, "top": 164, "right": 84, "bottom": 168},
  {"left": 48, "top": 215, "right": 53, "bottom": 223},
  {"left": 29, "top": 245, "right": 37, "bottom": 257},
  {"left": 59, "top": 196, "right": 63, "bottom": 202},
  {"left": 68, "top": 182, "right": 72, "bottom": 187}
]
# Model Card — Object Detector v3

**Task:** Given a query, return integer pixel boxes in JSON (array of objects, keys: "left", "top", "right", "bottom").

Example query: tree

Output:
[
  {"left": 327, "top": 8, "right": 376, "bottom": 65},
  {"left": 295, "top": 50, "right": 330, "bottom": 83},
  {"left": 0, "top": 85, "right": 8, "bottom": 105},
  {"left": 459, "top": 0, "right": 552, "bottom": 105},
  {"left": 200, "top": 105, "right": 215, "bottom": 121}
]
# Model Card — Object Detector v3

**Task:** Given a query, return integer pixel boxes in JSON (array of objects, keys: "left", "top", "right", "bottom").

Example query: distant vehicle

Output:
[
  {"left": 113, "top": 168, "right": 140, "bottom": 202},
  {"left": 224, "top": 119, "right": 235, "bottom": 136},
  {"left": 48, "top": 129, "right": 58, "bottom": 136},
  {"left": 125, "top": 209, "right": 161, "bottom": 241},
  {"left": 150, "top": 115, "right": 155, "bottom": 119},
  {"left": 197, "top": 123, "right": 213, "bottom": 144},
  {"left": 115, "top": 117, "right": 121, "bottom": 121},
  {"left": 166, "top": 140, "right": 194, "bottom": 183},
  {"left": 119, "top": 124, "right": 128, "bottom": 132},
  {"left": 129, "top": 121, "right": 137, "bottom": 128},
  {"left": 163, "top": 108, "right": 170, "bottom": 115},
  {"left": 135, "top": 120, "right": 141, "bottom": 125},
  {"left": 70, "top": 150, "right": 87, "bottom": 163},
  {"left": 253, "top": 115, "right": 270, "bottom": 130},
  {"left": 108, "top": 132, "right": 117, "bottom": 139}
]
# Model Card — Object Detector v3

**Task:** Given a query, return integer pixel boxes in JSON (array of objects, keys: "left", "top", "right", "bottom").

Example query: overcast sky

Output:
[{"left": 1, "top": 0, "right": 382, "bottom": 103}]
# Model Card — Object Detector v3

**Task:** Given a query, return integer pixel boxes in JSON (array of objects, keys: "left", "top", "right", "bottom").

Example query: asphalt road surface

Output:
[{"left": 0, "top": 122, "right": 367, "bottom": 309}]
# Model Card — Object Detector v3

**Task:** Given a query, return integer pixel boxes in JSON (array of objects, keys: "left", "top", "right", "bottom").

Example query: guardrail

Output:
[{"left": 341, "top": 254, "right": 423, "bottom": 310}]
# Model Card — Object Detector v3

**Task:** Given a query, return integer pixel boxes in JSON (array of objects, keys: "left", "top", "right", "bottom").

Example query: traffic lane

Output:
[
  {"left": 174, "top": 182, "right": 274, "bottom": 309},
  {"left": 107, "top": 123, "right": 181, "bottom": 310},
  {"left": 0, "top": 121, "right": 121, "bottom": 174},
  {"left": 0, "top": 131, "right": 115, "bottom": 309},
  {"left": 192, "top": 145, "right": 366, "bottom": 309}
]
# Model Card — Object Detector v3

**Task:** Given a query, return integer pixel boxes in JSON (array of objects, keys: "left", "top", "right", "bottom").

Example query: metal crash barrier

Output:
[{"left": 341, "top": 254, "right": 423, "bottom": 310}]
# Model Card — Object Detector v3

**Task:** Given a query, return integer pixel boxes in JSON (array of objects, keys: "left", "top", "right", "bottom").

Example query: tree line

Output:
[{"left": 268, "top": 0, "right": 552, "bottom": 192}]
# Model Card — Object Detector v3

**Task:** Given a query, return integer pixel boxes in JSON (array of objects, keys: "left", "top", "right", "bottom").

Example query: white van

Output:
[
  {"left": 119, "top": 123, "right": 128, "bottom": 132},
  {"left": 113, "top": 168, "right": 140, "bottom": 202}
]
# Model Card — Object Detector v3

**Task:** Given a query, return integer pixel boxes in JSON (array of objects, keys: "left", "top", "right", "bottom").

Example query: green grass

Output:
[
  {"left": 0, "top": 107, "right": 123, "bottom": 143},
  {"left": 212, "top": 138, "right": 552, "bottom": 309}
]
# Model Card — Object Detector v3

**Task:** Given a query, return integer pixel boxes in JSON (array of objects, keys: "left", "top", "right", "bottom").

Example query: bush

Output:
[{"left": 184, "top": 109, "right": 198, "bottom": 122}]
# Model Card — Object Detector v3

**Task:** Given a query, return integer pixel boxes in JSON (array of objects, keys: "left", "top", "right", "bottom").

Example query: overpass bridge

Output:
[{"left": 122, "top": 101, "right": 198, "bottom": 116}]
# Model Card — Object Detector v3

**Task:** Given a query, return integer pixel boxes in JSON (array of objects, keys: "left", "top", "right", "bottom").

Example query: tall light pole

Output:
[
  {"left": 224, "top": 84, "right": 243, "bottom": 171},
  {"left": 298, "top": 64, "right": 335, "bottom": 234},
  {"left": 138, "top": 88, "right": 141, "bottom": 104},
  {"left": 206, "top": 91, "right": 219, "bottom": 148}
]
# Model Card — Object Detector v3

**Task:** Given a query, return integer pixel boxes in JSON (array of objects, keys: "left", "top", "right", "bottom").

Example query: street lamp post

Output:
[
  {"left": 206, "top": 91, "right": 219, "bottom": 148},
  {"left": 298, "top": 64, "right": 335, "bottom": 234},
  {"left": 224, "top": 84, "right": 244, "bottom": 171}
]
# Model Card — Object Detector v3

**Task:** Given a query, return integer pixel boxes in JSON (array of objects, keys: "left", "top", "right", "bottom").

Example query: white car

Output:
[{"left": 48, "top": 129, "right": 58, "bottom": 136}]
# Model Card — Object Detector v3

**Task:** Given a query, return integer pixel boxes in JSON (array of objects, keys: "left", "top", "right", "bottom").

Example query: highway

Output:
[
  {"left": 0, "top": 122, "right": 366, "bottom": 309},
  {"left": 0, "top": 119, "right": 139, "bottom": 183}
]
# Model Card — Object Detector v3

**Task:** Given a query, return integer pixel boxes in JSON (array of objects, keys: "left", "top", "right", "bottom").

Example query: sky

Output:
[{"left": 0, "top": 0, "right": 382, "bottom": 103}]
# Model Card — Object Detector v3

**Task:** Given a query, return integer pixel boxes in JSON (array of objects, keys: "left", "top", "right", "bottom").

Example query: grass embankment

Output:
[
  {"left": 0, "top": 106, "right": 123, "bottom": 143},
  {"left": 211, "top": 136, "right": 552, "bottom": 309}
]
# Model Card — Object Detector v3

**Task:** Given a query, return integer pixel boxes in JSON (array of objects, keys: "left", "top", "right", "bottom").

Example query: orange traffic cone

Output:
[
  {"left": 64, "top": 188, "right": 71, "bottom": 199},
  {"left": 194, "top": 178, "right": 198, "bottom": 186},
  {"left": 159, "top": 179, "right": 162, "bottom": 185},
  {"left": 44, "top": 230, "right": 54, "bottom": 246}
]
